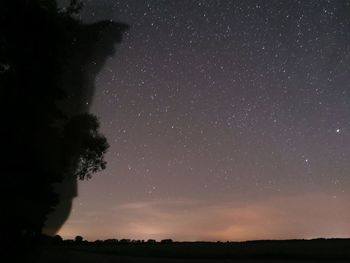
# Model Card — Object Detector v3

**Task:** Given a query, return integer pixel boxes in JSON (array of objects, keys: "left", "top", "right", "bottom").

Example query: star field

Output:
[{"left": 58, "top": 0, "right": 350, "bottom": 241}]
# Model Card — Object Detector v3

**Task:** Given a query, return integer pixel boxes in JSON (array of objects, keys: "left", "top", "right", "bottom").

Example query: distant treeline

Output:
[
  {"left": 44, "top": 234, "right": 174, "bottom": 245},
  {"left": 42, "top": 235, "right": 350, "bottom": 260}
]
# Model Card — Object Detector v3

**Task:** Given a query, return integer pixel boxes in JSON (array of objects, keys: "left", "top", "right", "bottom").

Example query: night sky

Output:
[{"left": 58, "top": 0, "right": 350, "bottom": 241}]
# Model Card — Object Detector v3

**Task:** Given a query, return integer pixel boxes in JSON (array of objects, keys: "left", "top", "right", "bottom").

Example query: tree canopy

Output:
[{"left": 0, "top": 0, "right": 128, "bottom": 248}]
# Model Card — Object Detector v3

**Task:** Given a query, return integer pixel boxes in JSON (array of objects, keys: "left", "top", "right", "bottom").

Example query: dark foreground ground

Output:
[
  {"left": 38, "top": 239, "right": 350, "bottom": 263},
  {"left": 38, "top": 249, "right": 349, "bottom": 263}
]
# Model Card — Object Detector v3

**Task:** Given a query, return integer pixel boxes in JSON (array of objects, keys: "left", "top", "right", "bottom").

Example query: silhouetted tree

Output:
[
  {"left": 61, "top": 113, "right": 109, "bottom": 180},
  {"left": 0, "top": 0, "right": 128, "bottom": 258},
  {"left": 53, "top": 234, "right": 63, "bottom": 244},
  {"left": 120, "top": 239, "right": 131, "bottom": 244},
  {"left": 104, "top": 238, "right": 119, "bottom": 244},
  {"left": 161, "top": 239, "right": 173, "bottom": 244},
  {"left": 66, "top": 0, "right": 84, "bottom": 15},
  {"left": 75, "top": 235, "right": 83, "bottom": 243}
]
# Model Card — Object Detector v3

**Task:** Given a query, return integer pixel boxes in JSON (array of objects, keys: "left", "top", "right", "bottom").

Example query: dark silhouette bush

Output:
[
  {"left": 75, "top": 235, "right": 84, "bottom": 243},
  {"left": 53, "top": 235, "right": 63, "bottom": 244},
  {"left": 161, "top": 239, "right": 174, "bottom": 244}
]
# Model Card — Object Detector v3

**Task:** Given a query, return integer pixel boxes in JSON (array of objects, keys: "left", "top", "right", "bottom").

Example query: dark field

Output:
[{"left": 39, "top": 239, "right": 350, "bottom": 262}]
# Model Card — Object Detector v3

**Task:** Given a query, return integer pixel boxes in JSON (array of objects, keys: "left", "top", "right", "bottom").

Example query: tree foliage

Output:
[
  {"left": 65, "top": 0, "right": 84, "bottom": 15},
  {"left": 62, "top": 114, "right": 109, "bottom": 180},
  {"left": 0, "top": 0, "right": 128, "bottom": 243}
]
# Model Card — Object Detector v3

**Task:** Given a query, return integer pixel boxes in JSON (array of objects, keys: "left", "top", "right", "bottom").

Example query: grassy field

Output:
[{"left": 48, "top": 239, "right": 350, "bottom": 261}]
